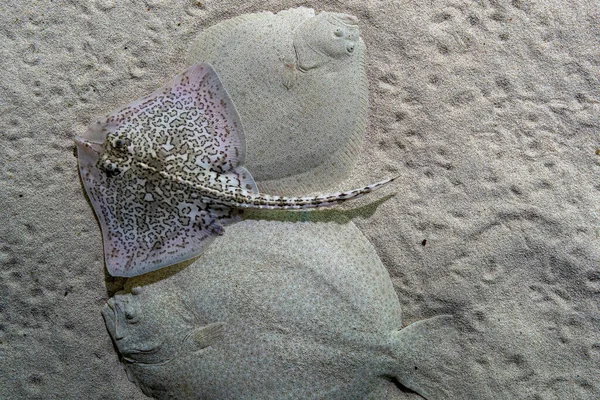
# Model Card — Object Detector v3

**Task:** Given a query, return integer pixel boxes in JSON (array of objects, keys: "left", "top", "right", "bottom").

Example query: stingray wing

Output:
[
  {"left": 82, "top": 63, "right": 245, "bottom": 174},
  {"left": 76, "top": 137, "right": 241, "bottom": 277},
  {"left": 75, "top": 63, "right": 245, "bottom": 277}
]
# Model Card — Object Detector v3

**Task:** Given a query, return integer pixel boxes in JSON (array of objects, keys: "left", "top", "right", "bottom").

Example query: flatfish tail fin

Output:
[{"left": 390, "top": 315, "right": 483, "bottom": 399}]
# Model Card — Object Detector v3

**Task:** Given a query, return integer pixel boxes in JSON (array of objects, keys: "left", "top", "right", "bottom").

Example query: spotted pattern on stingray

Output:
[{"left": 75, "top": 63, "right": 396, "bottom": 277}]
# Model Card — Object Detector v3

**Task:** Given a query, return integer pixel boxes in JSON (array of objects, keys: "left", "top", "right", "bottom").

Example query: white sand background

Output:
[{"left": 1, "top": 0, "right": 599, "bottom": 399}]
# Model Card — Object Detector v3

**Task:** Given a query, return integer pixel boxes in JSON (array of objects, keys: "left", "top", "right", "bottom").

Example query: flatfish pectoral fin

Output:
[{"left": 184, "top": 322, "right": 226, "bottom": 353}]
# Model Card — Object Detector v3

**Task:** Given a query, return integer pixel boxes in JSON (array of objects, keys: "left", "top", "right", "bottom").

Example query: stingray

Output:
[{"left": 75, "top": 63, "right": 395, "bottom": 277}]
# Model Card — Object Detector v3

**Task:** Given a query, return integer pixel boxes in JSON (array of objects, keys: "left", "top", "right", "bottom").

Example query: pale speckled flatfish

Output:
[
  {"left": 75, "top": 63, "right": 396, "bottom": 277},
  {"left": 187, "top": 8, "right": 369, "bottom": 195}
]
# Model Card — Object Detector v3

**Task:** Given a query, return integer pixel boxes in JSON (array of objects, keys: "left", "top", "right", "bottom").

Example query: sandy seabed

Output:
[{"left": 1, "top": 1, "right": 599, "bottom": 399}]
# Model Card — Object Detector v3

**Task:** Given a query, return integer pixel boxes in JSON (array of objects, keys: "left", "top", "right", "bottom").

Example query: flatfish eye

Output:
[
  {"left": 346, "top": 43, "right": 355, "bottom": 53},
  {"left": 131, "top": 286, "right": 143, "bottom": 295},
  {"left": 122, "top": 302, "right": 140, "bottom": 322},
  {"left": 125, "top": 309, "right": 136, "bottom": 320},
  {"left": 333, "top": 27, "right": 344, "bottom": 37}
]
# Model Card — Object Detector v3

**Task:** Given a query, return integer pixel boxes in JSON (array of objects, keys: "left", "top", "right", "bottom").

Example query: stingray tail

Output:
[
  {"left": 242, "top": 175, "right": 399, "bottom": 209},
  {"left": 389, "top": 315, "right": 476, "bottom": 399}
]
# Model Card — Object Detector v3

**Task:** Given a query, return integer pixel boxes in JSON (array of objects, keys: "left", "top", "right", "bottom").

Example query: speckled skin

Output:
[
  {"left": 75, "top": 63, "right": 394, "bottom": 277},
  {"left": 103, "top": 220, "right": 463, "bottom": 400},
  {"left": 187, "top": 8, "right": 369, "bottom": 194}
]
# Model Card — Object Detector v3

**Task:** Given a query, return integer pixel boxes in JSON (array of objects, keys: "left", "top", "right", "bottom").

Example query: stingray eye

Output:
[
  {"left": 113, "top": 138, "right": 131, "bottom": 152},
  {"left": 104, "top": 160, "right": 121, "bottom": 176},
  {"left": 333, "top": 27, "right": 344, "bottom": 37}
]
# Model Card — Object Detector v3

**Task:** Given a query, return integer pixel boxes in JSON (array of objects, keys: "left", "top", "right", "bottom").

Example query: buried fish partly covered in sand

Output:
[
  {"left": 103, "top": 221, "right": 474, "bottom": 399},
  {"left": 187, "top": 7, "right": 369, "bottom": 193}
]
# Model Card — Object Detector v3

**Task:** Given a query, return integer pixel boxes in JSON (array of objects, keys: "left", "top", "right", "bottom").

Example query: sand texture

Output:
[{"left": 1, "top": 1, "right": 599, "bottom": 399}]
